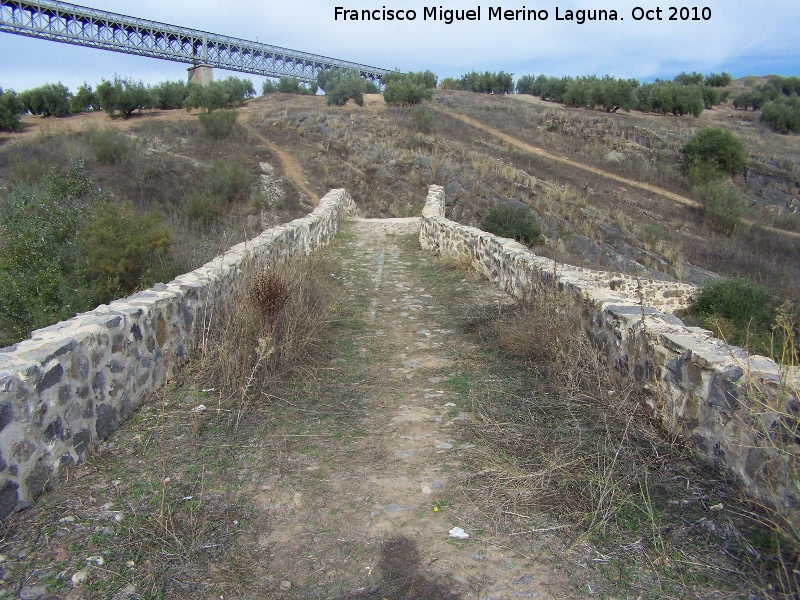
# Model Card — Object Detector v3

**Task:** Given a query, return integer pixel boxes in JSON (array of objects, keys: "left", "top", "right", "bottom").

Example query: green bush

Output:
[
  {"left": 316, "top": 68, "right": 374, "bottom": 106},
  {"left": 262, "top": 79, "right": 278, "bottom": 95},
  {"left": 704, "top": 72, "right": 733, "bottom": 87},
  {"left": 692, "top": 179, "right": 746, "bottom": 235},
  {"left": 482, "top": 205, "right": 544, "bottom": 247},
  {"left": 0, "top": 161, "right": 180, "bottom": 346},
  {"left": 87, "top": 129, "right": 135, "bottom": 164},
  {"left": 0, "top": 87, "right": 24, "bottom": 132},
  {"left": 682, "top": 127, "right": 748, "bottom": 178},
  {"left": 80, "top": 202, "right": 173, "bottom": 297},
  {"left": 198, "top": 109, "right": 238, "bottom": 139},
  {"left": 326, "top": 77, "right": 365, "bottom": 107},
  {"left": 276, "top": 77, "right": 315, "bottom": 95},
  {"left": 674, "top": 71, "right": 705, "bottom": 86},
  {"left": 444, "top": 71, "right": 514, "bottom": 94},
  {"left": 382, "top": 70, "right": 438, "bottom": 89}
]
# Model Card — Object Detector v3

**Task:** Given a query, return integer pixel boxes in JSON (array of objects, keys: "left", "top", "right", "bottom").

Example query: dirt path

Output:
[{"left": 438, "top": 107, "right": 800, "bottom": 240}]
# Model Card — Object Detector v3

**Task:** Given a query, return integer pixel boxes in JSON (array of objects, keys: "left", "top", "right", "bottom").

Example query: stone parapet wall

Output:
[
  {"left": 421, "top": 185, "right": 798, "bottom": 516},
  {"left": 0, "top": 190, "right": 356, "bottom": 517}
]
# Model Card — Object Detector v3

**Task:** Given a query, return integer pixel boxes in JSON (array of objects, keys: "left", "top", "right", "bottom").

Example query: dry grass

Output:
[
  {"left": 452, "top": 272, "right": 800, "bottom": 597},
  {"left": 192, "top": 255, "right": 340, "bottom": 408}
]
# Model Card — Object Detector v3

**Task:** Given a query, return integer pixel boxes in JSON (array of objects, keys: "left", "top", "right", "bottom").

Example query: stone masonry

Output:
[
  {"left": 0, "top": 190, "right": 356, "bottom": 517},
  {"left": 420, "top": 184, "right": 799, "bottom": 518}
]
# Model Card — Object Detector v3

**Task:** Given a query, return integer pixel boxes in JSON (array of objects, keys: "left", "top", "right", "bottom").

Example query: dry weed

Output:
[{"left": 193, "top": 254, "right": 339, "bottom": 407}]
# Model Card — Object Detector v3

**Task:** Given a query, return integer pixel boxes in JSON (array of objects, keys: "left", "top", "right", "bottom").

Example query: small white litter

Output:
[
  {"left": 191, "top": 404, "right": 207, "bottom": 413},
  {"left": 448, "top": 527, "right": 469, "bottom": 539}
]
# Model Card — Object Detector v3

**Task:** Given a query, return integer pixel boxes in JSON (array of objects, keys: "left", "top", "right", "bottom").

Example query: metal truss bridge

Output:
[{"left": 0, "top": 0, "right": 390, "bottom": 83}]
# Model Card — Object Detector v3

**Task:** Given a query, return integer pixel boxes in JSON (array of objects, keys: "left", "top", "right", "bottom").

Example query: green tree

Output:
[
  {"left": 760, "top": 96, "right": 800, "bottom": 134},
  {"left": 18, "top": 83, "right": 72, "bottom": 117},
  {"left": 674, "top": 71, "right": 704, "bottom": 86},
  {"left": 276, "top": 77, "right": 315, "bottom": 95},
  {"left": 262, "top": 79, "right": 278, "bottom": 95},
  {"left": 383, "top": 80, "right": 433, "bottom": 106},
  {"left": 150, "top": 80, "right": 189, "bottom": 109},
  {"left": 69, "top": 83, "right": 99, "bottom": 113},
  {"left": 96, "top": 76, "right": 152, "bottom": 117},
  {"left": 704, "top": 72, "right": 732, "bottom": 87},
  {"left": 317, "top": 68, "right": 373, "bottom": 106},
  {"left": 0, "top": 87, "right": 24, "bottom": 132}
]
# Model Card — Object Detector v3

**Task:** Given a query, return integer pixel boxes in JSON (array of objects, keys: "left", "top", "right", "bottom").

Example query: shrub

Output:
[
  {"left": 96, "top": 76, "right": 152, "bottom": 117},
  {"left": 80, "top": 202, "right": 173, "bottom": 298},
  {"left": 674, "top": 71, "right": 705, "bottom": 86},
  {"left": 0, "top": 163, "right": 100, "bottom": 346},
  {"left": 316, "top": 68, "right": 372, "bottom": 106},
  {"left": 276, "top": 77, "right": 314, "bottom": 95},
  {"left": 87, "top": 129, "right": 135, "bottom": 164},
  {"left": 482, "top": 205, "right": 544, "bottom": 246},
  {"left": 682, "top": 127, "right": 748, "bottom": 178},
  {"left": 185, "top": 159, "right": 250, "bottom": 224},
  {"left": 193, "top": 256, "right": 338, "bottom": 398},
  {"left": 382, "top": 70, "right": 438, "bottom": 89},
  {"left": 692, "top": 179, "right": 746, "bottom": 235},
  {"left": 326, "top": 77, "right": 365, "bottom": 107},
  {"left": 409, "top": 104, "right": 434, "bottom": 133},
  {"left": 18, "top": 83, "right": 72, "bottom": 117},
  {"left": 692, "top": 278, "right": 775, "bottom": 348},
  {"left": 446, "top": 71, "right": 514, "bottom": 94},
  {"left": 198, "top": 109, "right": 238, "bottom": 139},
  {"left": 0, "top": 87, "right": 24, "bottom": 132}
]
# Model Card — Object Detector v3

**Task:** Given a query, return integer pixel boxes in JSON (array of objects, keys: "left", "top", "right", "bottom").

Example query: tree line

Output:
[
  {"left": 515, "top": 71, "right": 730, "bottom": 117},
  {"left": 0, "top": 76, "right": 257, "bottom": 131}
]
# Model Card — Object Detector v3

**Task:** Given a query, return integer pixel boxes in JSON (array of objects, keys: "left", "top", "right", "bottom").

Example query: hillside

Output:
[{"left": 1, "top": 87, "right": 799, "bottom": 598}]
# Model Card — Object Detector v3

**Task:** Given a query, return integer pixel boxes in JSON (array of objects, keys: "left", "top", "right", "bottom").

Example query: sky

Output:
[{"left": 1, "top": 0, "right": 799, "bottom": 93}]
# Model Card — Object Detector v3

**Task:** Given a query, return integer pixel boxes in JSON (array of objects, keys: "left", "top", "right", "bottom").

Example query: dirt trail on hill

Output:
[
  {"left": 439, "top": 107, "right": 800, "bottom": 240},
  {"left": 246, "top": 127, "right": 320, "bottom": 205}
]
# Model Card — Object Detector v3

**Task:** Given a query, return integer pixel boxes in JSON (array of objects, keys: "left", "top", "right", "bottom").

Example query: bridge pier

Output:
[{"left": 188, "top": 64, "right": 214, "bottom": 85}]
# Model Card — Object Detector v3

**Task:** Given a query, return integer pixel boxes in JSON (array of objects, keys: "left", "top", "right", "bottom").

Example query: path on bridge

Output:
[{"left": 254, "top": 217, "right": 568, "bottom": 598}]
